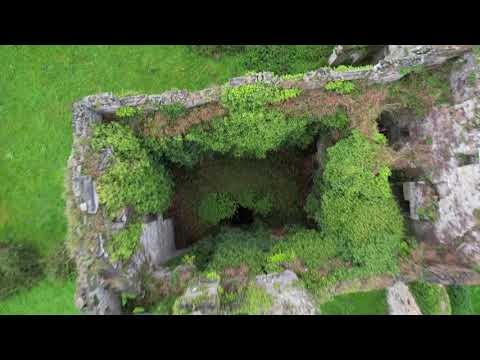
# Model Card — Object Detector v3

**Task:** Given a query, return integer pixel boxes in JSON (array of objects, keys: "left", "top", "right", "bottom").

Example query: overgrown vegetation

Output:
[
  {"left": 91, "top": 122, "right": 173, "bottom": 218},
  {"left": 387, "top": 63, "right": 453, "bottom": 117},
  {"left": 186, "top": 84, "right": 305, "bottom": 158},
  {"left": 107, "top": 223, "right": 143, "bottom": 262},
  {"left": 324, "top": 80, "right": 356, "bottom": 94},
  {"left": 170, "top": 150, "right": 311, "bottom": 247},
  {"left": 306, "top": 130, "right": 405, "bottom": 275}
]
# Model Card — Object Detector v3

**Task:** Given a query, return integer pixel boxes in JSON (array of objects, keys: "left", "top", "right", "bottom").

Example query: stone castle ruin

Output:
[{"left": 67, "top": 45, "right": 480, "bottom": 314}]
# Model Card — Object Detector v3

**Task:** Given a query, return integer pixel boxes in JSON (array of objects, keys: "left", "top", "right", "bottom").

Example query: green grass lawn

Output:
[
  {"left": 0, "top": 279, "right": 78, "bottom": 315},
  {"left": 320, "top": 289, "right": 388, "bottom": 315}
]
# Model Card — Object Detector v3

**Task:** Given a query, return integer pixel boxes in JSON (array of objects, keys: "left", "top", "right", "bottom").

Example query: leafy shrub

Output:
[
  {"left": 92, "top": 122, "right": 173, "bottom": 217},
  {"left": 206, "top": 228, "right": 273, "bottom": 275},
  {"left": 270, "top": 229, "right": 338, "bottom": 270},
  {"left": 265, "top": 250, "right": 296, "bottom": 273},
  {"left": 198, "top": 192, "right": 238, "bottom": 225},
  {"left": 116, "top": 106, "right": 142, "bottom": 118},
  {"left": 235, "top": 190, "right": 273, "bottom": 217},
  {"left": 186, "top": 84, "right": 307, "bottom": 158},
  {"left": 409, "top": 281, "right": 451, "bottom": 315},
  {"left": 447, "top": 285, "right": 474, "bottom": 315},
  {"left": 107, "top": 222, "right": 143, "bottom": 262},
  {"left": 334, "top": 64, "right": 374, "bottom": 73},
  {"left": 0, "top": 242, "right": 42, "bottom": 299},
  {"left": 324, "top": 80, "right": 356, "bottom": 94},
  {"left": 143, "top": 134, "right": 203, "bottom": 169},
  {"left": 320, "top": 108, "right": 350, "bottom": 131},
  {"left": 221, "top": 83, "right": 301, "bottom": 112},
  {"left": 157, "top": 103, "right": 187, "bottom": 125},
  {"left": 306, "top": 130, "right": 404, "bottom": 274}
]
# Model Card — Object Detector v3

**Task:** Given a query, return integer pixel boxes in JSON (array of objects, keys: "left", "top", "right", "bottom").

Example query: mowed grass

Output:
[
  {"left": 320, "top": 289, "right": 388, "bottom": 315},
  {"left": 0, "top": 279, "right": 78, "bottom": 315},
  {"left": 0, "top": 45, "right": 245, "bottom": 257}
]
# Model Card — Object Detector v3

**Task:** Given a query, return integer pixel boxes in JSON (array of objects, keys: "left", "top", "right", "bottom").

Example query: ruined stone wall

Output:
[{"left": 67, "top": 45, "right": 475, "bottom": 314}]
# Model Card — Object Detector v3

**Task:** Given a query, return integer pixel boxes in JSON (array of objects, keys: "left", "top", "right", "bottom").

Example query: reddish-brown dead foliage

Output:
[{"left": 142, "top": 102, "right": 227, "bottom": 138}]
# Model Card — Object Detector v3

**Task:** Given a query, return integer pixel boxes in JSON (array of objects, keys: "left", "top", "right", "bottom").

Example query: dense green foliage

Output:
[
  {"left": 191, "top": 45, "right": 335, "bottom": 75},
  {"left": 306, "top": 130, "right": 404, "bottom": 274},
  {"left": 198, "top": 190, "right": 273, "bottom": 226},
  {"left": 447, "top": 285, "right": 474, "bottom": 315},
  {"left": 0, "top": 242, "right": 42, "bottom": 299},
  {"left": 157, "top": 103, "right": 187, "bottom": 125},
  {"left": 179, "top": 227, "right": 273, "bottom": 275},
  {"left": 116, "top": 106, "right": 142, "bottom": 119},
  {"left": 409, "top": 281, "right": 451, "bottom": 315},
  {"left": 320, "top": 289, "right": 388, "bottom": 315},
  {"left": 324, "top": 80, "right": 356, "bottom": 94},
  {"left": 170, "top": 151, "right": 310, "bottom": 247},
  {"left": 186, "top": 84, "right": 305, "bottom": 158},
  {"left": 91, "top": 122, "right": 173, "bottom": 217},
  {"left": 198, "top": 192, "right": 238, "bottom": 225},
  {"left": 206, "top": 228, "right": 273, "bottom": 275},
  {"left": 270, "top": 229, "right": 337, "bottom": 270},
  {"left": 107, "top": 223, "right": 143, "bottom": 262},
  {"left": 143, "top": 134, "right": 203, "bottom": 169}
]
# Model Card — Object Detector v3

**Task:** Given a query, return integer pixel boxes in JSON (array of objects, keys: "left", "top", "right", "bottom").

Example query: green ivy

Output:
[
  {"left": 206, "top": 228, "right": 273, "bottom": 275},
  {"left": 324, "top": 80, "right": 356, "bottom": 94},
  {"left": 91, "top": 122, "right": 173, "bottom": 218},
  {"left": 107, "top": 223, "right": 143, "bottom": 263},
  {"left": 198, "top": 192, "right": 238, "bottom": 226},
  {"left": 306, "top": 130, "right": 404, "bottom": 274},
  {"left": 115, "top": 106, "right": 142, "bottom": 118},
  {"left": 186, "top": 84, "right": 307, "bottom": 158},
  {"left": 157, "top": 103, "right": 187, "bottom": 125}
]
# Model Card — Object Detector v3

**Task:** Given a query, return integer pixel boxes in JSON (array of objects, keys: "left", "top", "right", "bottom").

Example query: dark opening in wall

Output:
[
  {"left": 378, "top": 111, "right": 411, "bottom": 150},
  {"left": 455, "top": 153, "right": 478, "bottom": 166},
  {"left": 229, "top": 206, "right": 254, "bottom": 226}
]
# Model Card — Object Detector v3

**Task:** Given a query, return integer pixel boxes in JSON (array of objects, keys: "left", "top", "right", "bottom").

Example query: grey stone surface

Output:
[
  {"left": 255, "top": 270, "right": 319, "bottom": 315},
  {"left": 174, "top": 279, "right": 220, "bottom": 315},
  {"left": 73, "top": 175, "right": 99, "bottom": 214},
  {"left": 387, "top": 281, "right": 422, "bottom": 315}
]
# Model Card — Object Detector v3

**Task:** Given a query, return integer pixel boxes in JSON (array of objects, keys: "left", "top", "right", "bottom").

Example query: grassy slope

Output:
[
  {"left": 320, "top": 289, "right": 388, "bottom": 315},
  {"left": 0, "top": 279, "right": 78, "bottom": 315}
]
